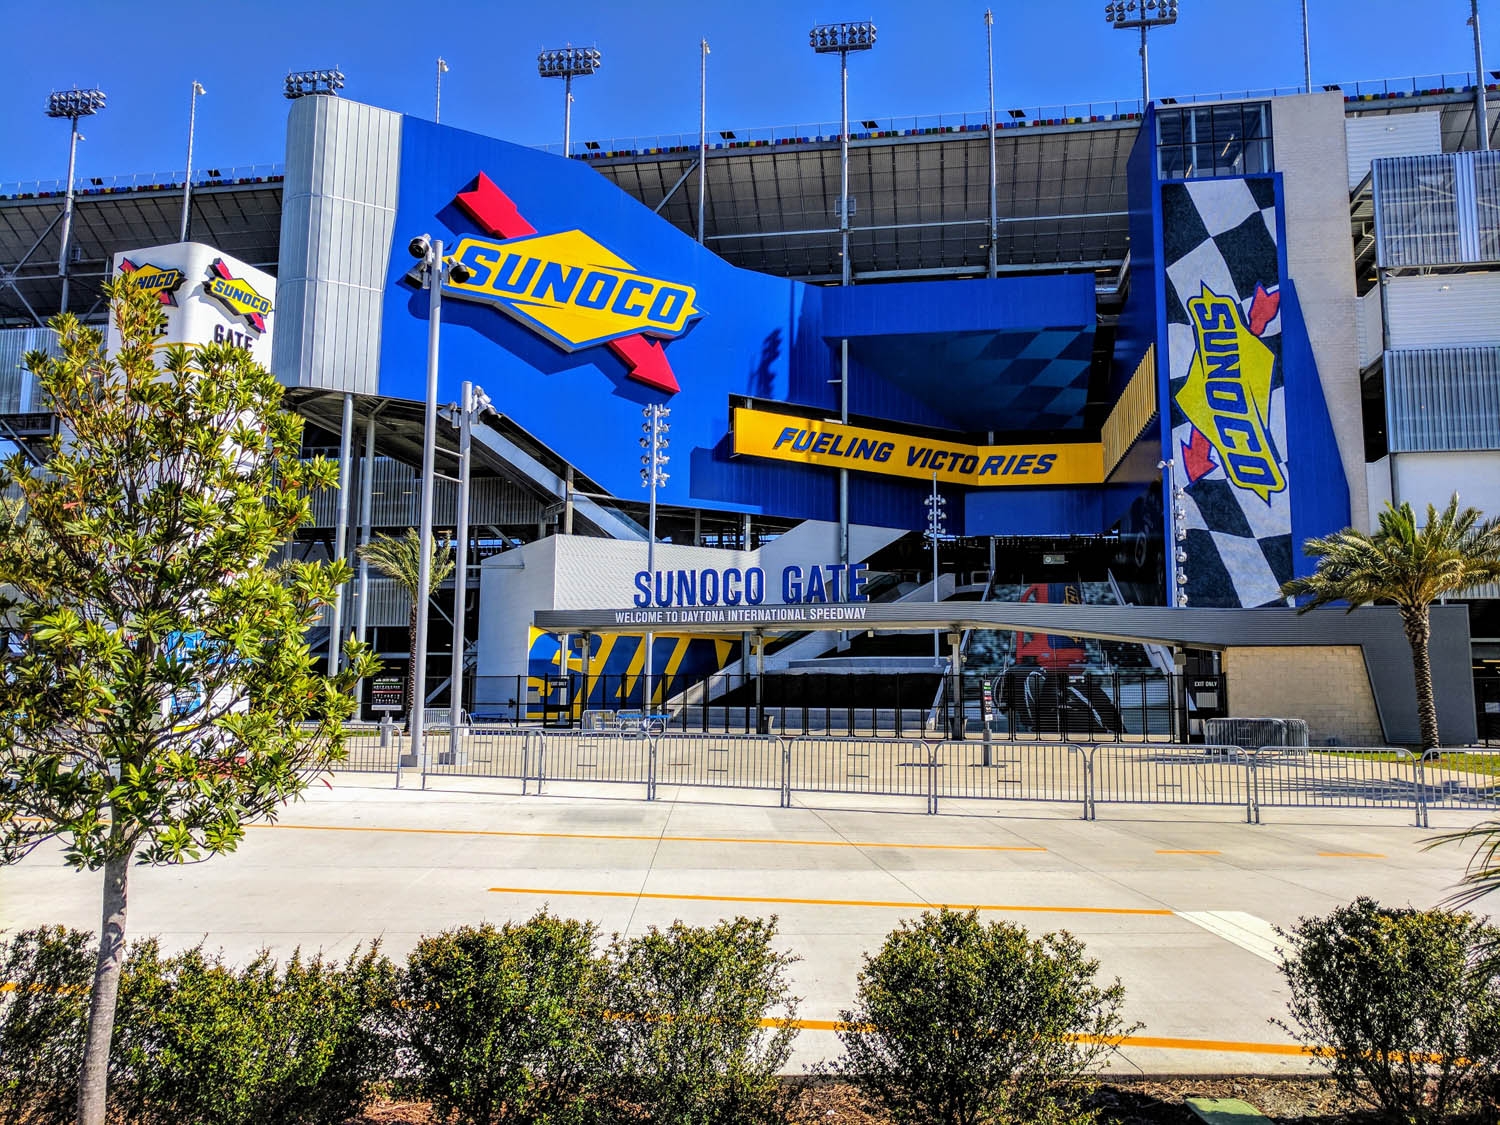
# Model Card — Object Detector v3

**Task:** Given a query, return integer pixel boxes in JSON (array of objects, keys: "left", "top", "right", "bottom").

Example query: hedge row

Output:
[{"left": 4, "top": 901, "right": 1500, "bottom": 1125}]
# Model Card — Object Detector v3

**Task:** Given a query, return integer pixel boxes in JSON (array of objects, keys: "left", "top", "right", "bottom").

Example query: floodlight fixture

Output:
[
  {"left": 1103, "top": 0, "right": 1178, "bottom": 29},
  {"left": 46, "top": 87, "right": 106, "bottom": 119},
  {"left": 284, "top": 68, "right": 345, "bottom": 99},
  {"left": 537, "top": 45, "right": 602, "bottom": 78},
  {"left": 809, "top": 21, "right": 876, "bottom": 53}
]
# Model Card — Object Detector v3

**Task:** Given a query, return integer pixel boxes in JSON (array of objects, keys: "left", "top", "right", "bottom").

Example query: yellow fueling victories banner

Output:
[{"left": 731, "top": 407, "right": 1104, "bottom": 488}]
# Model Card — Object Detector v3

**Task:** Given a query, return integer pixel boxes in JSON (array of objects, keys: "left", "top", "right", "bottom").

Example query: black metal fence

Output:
[{"left": 467, "top": 669, "right": 1195, "bottom": 743}]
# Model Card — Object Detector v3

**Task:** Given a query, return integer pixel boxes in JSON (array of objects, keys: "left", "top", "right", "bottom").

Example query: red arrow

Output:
[
  {"left": 1181, "top": 427, "right": 1218, "bottom": 484},
  {"left": 451, "top": 172, "right": 680, "bottom": 394},
  {"left": 1247, "top": 283, "right": 1281, "bottom": 337}
]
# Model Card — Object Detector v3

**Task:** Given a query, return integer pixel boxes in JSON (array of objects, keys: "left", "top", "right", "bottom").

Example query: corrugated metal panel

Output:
[
  {"left": 304, "top": 456, "right": 545, "bottom": 528},
  {"left": 1346, "top": 112, "right": 1442, "bottom": 190},
  {"left": 0, "top": 326, "right": 57, "bottom": 413},
  {"left": 1355, "top": 286, "right": 1383, "bottom": 369},
  {"left": 272, "top": 97, "right": 402, "bottom": 393},
  {"left": 1374, "top": 151, "right": 1500, "bottom": 267},
  {"left": 1386, "top": 346, "right": 1500, "bottom": 451},
  {"left": 1385, "top": 273, "right": 1500, "bottom": 349},
  {"left": 349, "top": 576, "right": 412, "bottom": 628}
]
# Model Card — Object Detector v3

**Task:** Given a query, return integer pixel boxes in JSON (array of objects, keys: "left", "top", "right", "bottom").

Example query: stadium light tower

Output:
[
  {"left": 538, "top": 46, "right": 601, "bottom": 157},
  {"left": 1104, "top": 1, "right": 1179, "bottom": 109},
  {"left": 283, "top": 68, "right": 346, "bottom": 99},
  {"left": 180, "top": 81, "right": 206, "bottom": 243},
  {"left": 810, "top": 19, "right": 876, "bottom": 574},
  {"left": 46, "top": 86, "right": 106, "bottom": 315}
]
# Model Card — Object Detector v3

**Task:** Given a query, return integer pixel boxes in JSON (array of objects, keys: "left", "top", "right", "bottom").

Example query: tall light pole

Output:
[
  {"left": 435, "top": 57, "right": 448, "bottom": 123},
  {"left": 405, "top": 233, "right": 473, "bottom": 778},
  {"left": 179, "top": 81, "right": 206, "bottom": 243},
  {"left": 925, "top": 473, "right": 946, "bottom": 658},
  {"left": 1472, "top": 1, "right": 1490, "bottom": 151},
  {"left": 985, "top": 10, "right": 998, "bottom": 280},
  {"left": 698, "top": 38, "right": 709, "bottom": 244},
  {"left": 640, "top": 402, "right": 670, "bottom": 712},
  {"left": 444, "top": 380, "right": 491, "bottom": 760},
  {"left": 1104, "top": 1, "right": 1179, "bottom": 108},
  {"left": 811, "top": 20, "right": 876, "bottom": 572},
  {"left": 1301, "top": 0, "right": 1312, "bottom": 94},
  {"left": 538, "top": 46, "right": 601, "bottom": 157},
  {"left": 46, "top": 87, "right": 106, "bottom": 315}
]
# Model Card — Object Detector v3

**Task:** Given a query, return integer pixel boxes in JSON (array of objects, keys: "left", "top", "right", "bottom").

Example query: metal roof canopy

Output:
[{"left": 535, "top": 601, "right": 1475, "bottom": 745}]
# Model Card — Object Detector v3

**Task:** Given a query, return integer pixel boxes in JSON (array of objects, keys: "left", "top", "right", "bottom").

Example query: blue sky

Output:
[{"left": 0, "top": 0, "right": 1491, "bottom": 186}]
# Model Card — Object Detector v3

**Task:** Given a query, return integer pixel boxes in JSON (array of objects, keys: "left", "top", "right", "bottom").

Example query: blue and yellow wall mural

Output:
[{"left": 527, "top": 629, "right": 739, "bottom": 715}]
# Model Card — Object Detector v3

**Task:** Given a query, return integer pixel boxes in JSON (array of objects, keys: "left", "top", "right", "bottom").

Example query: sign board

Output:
[
  {"left": 731, "top": 407, "right": 1104, "bottom": 487},
  {"left": 370, "top": 674, "right": 405, "bottom": 713},
  {"left": 107, "top": 242, "right": 276, "bottom": 366}
]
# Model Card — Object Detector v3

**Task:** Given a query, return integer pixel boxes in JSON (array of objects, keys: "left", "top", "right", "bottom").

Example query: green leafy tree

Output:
[
  {"left": 357, "top": 528, "right": 453, "bottom": 718},
  {"left": 1282, "top": 497, "right": 1500, "bottom": 751},
  {"left": 0, "top": 277, "right": 374, "bottom": 1125}
]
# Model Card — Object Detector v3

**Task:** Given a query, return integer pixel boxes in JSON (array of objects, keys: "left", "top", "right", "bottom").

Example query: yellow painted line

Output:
[
  {"left": 253, "top": 822, "right": 1044, "bottom": 854},
  {"left": 486, "top": 886, "right": 1173, "bottom": 916},
  {"left": 770, "top": 1019, "right": 1319, "bottom": 1055},
  {"left": 1317, "top": 852, "right": 1386, "bottom": 859},
  {"left": 1156, "top": 849, "right": 1222, "bottom": 855}
]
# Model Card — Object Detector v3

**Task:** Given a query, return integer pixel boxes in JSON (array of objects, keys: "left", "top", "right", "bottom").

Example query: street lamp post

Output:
[
  {"left": 985, "top": 10, "right": 998, "bottom": 280},
  {"left": 1472, "top": 0, "right": 1490, "bottom": 151},
  {"left": 46, "top": 87, "right": 106, "bottom": 315},
  {"left": 640, "top": 403, "right": 670, "bottom": 713},
  {"left": 698, "top": 38, "right": 709, "bottom": 244},
  {"left": 436, "top": 57, "right": 448, "bottom": 123},
  {"left": 180, "top": 81, "right": 206, "bottom": 243},
  {"left": 444, "top": 380, "right": 491, "bottom": 761},
  {"left": 1301, "top": 0, "right": 1312, "bottom": 94},
  {"left": 538, "top": 46, "right": 601, "bottom": 157},
  {"left": 810, "top": 20, "right": 876, "bottom": 573},
  {"left": 924, "top": 473, "right": 946, "bottom": 658},
  {"left": 1104, "top": 1, "right": 1179, "bottom": 109},
  {"left": 405, "top": 234, "right": 473, "bottom": 782}
]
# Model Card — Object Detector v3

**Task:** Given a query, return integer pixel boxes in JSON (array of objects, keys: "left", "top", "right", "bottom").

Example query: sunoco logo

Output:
[
  {"left": 119, "top": 259, "right": 186, "bottom": 306},
  {"left": 1176, "top": 284, "right": 1285, "bottom": 503},
  {"left": 446, "top": 230, "right": 701, "bottom": 351},
  {"left": 205, "top": 259, "right": 272, "bottom": 333}
]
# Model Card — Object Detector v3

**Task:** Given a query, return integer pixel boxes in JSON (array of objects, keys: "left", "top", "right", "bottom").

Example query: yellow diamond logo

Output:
[{"left": 444, "top": 230, "right": 702, "bottom": 351}]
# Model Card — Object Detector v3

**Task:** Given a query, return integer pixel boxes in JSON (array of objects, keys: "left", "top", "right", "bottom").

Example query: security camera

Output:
[
  {"left": 408, "top": 234, "right": 432, "bottom": 260},
  {"left": 448, "top": 260, "right": 474, "bottom": 284}
]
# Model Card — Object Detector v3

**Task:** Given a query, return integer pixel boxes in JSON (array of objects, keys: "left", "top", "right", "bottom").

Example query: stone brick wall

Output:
[{"left": 1222, "top": 645, "right": 1386, "bottom": 745}]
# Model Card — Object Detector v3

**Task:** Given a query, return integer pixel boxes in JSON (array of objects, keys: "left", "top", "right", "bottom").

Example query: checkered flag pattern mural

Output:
[{"left": 1162, "top": 178, "right": 1294, "bottom": 609}]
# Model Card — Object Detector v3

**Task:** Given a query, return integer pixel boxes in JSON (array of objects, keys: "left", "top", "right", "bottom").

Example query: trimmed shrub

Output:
[
  {"left": 395, "top": 913, "right": 605, "bottom": 1124},
  {"left": 111, "top": 939, "right": 397, "bottom": 1125},
  {"left": 837, "top": 908, "right": 1136, "bottom": 1125},
  {"left": 0, "top": 926, "right": 95, "bottom": 1125},
  {"left": 1276, "top": 897, "right": 1500, "bottom": 1122},
  {"left": 602, "top": 916, "right": 798, "bottom": 1125}
]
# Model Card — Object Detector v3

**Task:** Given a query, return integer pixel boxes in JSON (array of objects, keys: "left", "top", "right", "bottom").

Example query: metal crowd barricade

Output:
[
  {"left": 534, "top": 729, "right": 653, "bottom": 798},
  {"left": 786, "top": 736, "right": 935, "bottom": 810},
  {"left": 930, "top": 741, "right": 1086, "bottom": 816},
  {"left": 1415, "top": 750, "right": 1500, "bottom": 827},
  {"left": 423, "top": 726, "right": 532, "bottom": 789},
  {"left": 1251, "top": 746, "right": 1420, "bottom": 825},
  {"left": 650, "top": 733, "right": 784, "bottom": 800},
  {"left": 1088, "top": 745, "right": 1254, "bottom": 822},
  {"left": 330, "top": 725, "right": 401, "bottom": 773}
]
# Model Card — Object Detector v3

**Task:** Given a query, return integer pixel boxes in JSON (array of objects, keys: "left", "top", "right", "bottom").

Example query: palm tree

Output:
[
  {"left": 1282, "top": 495, "right": 1500, "bottom": 752},
  {"left": 358, "top": 529, "right": 455, "bottom": 719}
]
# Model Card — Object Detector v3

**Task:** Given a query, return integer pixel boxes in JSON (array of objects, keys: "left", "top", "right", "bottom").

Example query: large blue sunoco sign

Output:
[{"left": 376, "top": 117, "right": 1102, "bottom": 536}]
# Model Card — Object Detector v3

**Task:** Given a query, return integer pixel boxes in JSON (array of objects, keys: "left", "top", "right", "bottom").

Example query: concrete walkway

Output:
[{"left": 2, "top": 775, "right": 1491, "bottom": 1074}]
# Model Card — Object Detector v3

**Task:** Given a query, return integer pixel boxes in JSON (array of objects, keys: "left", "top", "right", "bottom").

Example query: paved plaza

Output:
[{"left": 2, "top": 773, "right": 1492, "bottom": 1074}]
